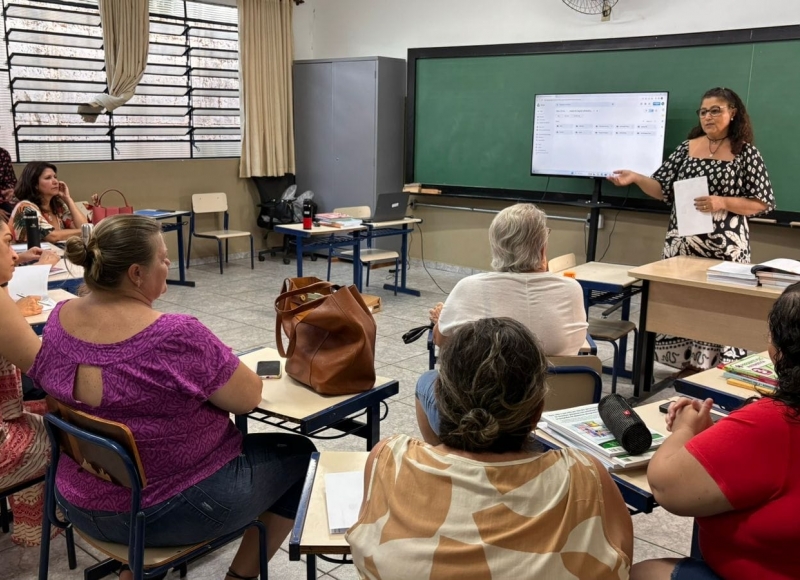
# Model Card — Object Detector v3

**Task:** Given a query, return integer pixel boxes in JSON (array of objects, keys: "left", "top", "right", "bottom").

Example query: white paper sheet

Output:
[
  {"left": 674, "top": 177, "right": 714, "bottom": 237},
  {"left": 9, "top": 264, "right": 51, "bottom": 304},
  {"left": 324, "top": 471, "right": 364, "bottom": 534}
]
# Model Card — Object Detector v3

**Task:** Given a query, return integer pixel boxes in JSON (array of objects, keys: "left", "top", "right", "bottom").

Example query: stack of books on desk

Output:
[
  {"left": 540, "top": 404, "right": 665, "bottom": 472},
  {"left": 706, "top": 262, "right": 758, "bottom": 286},
  {"left": 721, "top": 354, "right": 778, "bottom": 394},
  {"left": 316, "top": 212, "right": 362, "bottom": 228},
  {"left": 750, "top": 258, "right": 800, "bottom": 289}
]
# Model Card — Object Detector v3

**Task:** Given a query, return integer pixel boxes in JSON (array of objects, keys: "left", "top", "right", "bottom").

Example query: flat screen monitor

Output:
[{"left": 531, "top": 92, "right": 668, "bottom": 178}]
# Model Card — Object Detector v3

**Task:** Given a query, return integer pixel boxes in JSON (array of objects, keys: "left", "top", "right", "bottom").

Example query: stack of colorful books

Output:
[
  {"left": 540, "top": 404, "right": 665, "bottom": 472},
  {"left": 722, "top": 354, "right": 778, "bottom": 394},
  {"left": 315, "top": 212, "right": 363, "bottom": 228}
]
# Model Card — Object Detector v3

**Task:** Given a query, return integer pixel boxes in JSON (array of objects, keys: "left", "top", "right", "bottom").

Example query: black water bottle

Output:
[
  {"left": 302, "top": 200, "right": 313, "bottom": 230},
  {"left": 23, "top": 207, "right": 41, "bottom": 249}
]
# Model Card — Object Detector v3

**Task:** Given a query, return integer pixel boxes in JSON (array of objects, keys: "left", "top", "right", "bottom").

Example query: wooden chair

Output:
[
  {"left": 544, "top": 355, "right": 603, "bottom": 411},
  {"left": 39, "top": 400, "right": 268, "bottom": 580},
  {"left": 549, "top": 253, "right": 637, "bottom": 393},
  {"left": 188, "top": 193, "right": 254, "bottom": 274},
  {"left": 325, "top": 205, "right": 400, "bottom": 295}
]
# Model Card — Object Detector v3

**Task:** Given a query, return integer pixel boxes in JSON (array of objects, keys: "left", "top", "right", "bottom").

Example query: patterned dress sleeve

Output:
[
  {"left": 0, "top": 148, "right": 16, "bottom": 191},
  {"left": 651, "top": 141, "right": 689, "bottom": 205},
  {"left": 9, "top": 201, "right": 53, "bottom": 243},
  {"left": 56, "top": 199, "right": 75, "bottom": 229},
  {"left": 738, "top": 144, "right": 776, "bottom": 214}
]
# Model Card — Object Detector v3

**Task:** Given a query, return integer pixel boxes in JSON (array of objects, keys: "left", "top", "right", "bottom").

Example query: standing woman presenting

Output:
[{"left": 609, "top": 87, "right": 775, "bottom": 372}]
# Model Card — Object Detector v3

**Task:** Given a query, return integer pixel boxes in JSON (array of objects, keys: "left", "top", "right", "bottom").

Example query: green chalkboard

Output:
[{"left": 411, "top": 36, "right": 800, "bottom": 214}]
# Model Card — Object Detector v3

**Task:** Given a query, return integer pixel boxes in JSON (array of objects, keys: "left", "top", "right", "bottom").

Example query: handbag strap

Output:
[
  {"left": 96, "top": 189, "right": 130, "bottom": 208},
  {"left": 275, "top": 281, "right": 340, "bottom": 316}
]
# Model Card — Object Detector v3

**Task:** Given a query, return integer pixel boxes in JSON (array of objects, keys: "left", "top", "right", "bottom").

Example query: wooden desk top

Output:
[
  {"left": 629, "top": 256, "right": 783, "bottom": 298},
  {"left": 366, "top": 217, "right": 422, "bottom": 228},
  {"left": 26, "top": 289, "right": 77, "bottom": 326},
  {"left": 299, "top": 451, "right": 369, "bottom": 552},
  {"left": 568, "top": 261, "right": 638, "bottom": 288},
  {"left": 275, "top": 222, "right": 367, "bottom": 236},
  {"left": 239, "top": 347, "right": 394, "bottom": 421}
]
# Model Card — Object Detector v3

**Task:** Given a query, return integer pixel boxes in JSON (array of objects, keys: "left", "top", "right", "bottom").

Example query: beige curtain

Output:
[
  {"left": 237, "top": 0, "right": 295, "bottom": 177},
  {"left": 79, "top": 0, "right": 149, "bottom": 122}
]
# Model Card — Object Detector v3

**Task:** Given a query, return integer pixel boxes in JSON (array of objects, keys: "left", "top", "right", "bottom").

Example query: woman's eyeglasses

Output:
[{"left": 697, "top": 106, "right": 728, "bottom": 118}]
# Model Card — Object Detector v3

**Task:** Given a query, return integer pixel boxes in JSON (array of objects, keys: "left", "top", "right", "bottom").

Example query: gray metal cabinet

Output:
[{"left": 293, "top": 57, "right": 406, "bottom": 214}]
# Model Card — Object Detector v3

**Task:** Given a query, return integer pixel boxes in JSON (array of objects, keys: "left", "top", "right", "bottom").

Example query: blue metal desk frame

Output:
[
  {"left": 363, "top": 220, "right": 421, "bottom": 297},
  {"left": 274, "top": 223, "right": 364, "bottom": 291}
]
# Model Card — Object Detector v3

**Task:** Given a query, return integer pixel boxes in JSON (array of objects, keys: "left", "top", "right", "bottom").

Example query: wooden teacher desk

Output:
[
  {"left": 630, "top": 256, "right": 781, "bottom": 399},
  {"left": 237, "top": 348, "right": 399, "bottom": 450}
]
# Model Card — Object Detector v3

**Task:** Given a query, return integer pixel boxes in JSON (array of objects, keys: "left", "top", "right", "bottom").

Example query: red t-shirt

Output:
[{"left": 686, "top": 398, "right": 800, "bottom": 580}]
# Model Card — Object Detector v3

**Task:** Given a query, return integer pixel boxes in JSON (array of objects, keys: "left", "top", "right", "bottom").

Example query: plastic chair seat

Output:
[
  {"left": 76, "top": 529, "right": 200, "bottom": 569},
  {"left": 588, "top": 319, "right": 637, "bottom": 341}
]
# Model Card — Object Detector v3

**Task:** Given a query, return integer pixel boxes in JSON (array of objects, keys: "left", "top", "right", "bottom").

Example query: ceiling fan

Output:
[{"left": 562, "top": 0, "right": 618, "bottom": 21}]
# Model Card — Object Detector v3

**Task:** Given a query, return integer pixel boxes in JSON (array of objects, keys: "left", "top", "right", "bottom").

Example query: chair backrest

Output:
[
  {"left": 548, "top": 253, "right": 577, "bottom": 273},
  {"left": 192, "top": 192, "right": 228, "bottom": 214},
  {"left": 544, "top": 355, "right": 603, "bottom": 411},
  {"left": 45, "top": 398, "right": 146, "bottom": 489},
  {"left": 333, "top": 205, "right": 371, "bottom": 219}
]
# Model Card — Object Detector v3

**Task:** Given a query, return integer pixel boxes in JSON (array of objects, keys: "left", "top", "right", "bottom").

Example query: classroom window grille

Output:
[{"left": 0, "top": 0, "right": 241, "bottom": 162}]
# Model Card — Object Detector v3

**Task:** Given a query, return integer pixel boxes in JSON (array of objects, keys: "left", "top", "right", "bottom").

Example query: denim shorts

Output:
[
  {"left": 56, "top": 432, "right": 316, "bottom": 547},
  {"left": 671, "top": 559, "right": 723, "bottom": 580},
  {"left": 415, "top": 369, "right": 440, "bottom": 435}
]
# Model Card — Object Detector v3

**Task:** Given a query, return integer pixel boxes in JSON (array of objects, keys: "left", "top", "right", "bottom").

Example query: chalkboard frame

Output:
[{"left": 405, "top": 25, "right": 800, "bottom": 224}]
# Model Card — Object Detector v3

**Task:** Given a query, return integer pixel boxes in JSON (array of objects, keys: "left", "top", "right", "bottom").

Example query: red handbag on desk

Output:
[
  {"left": 91, "top": 189, "right": 134, "bottom": 224},
  {"left": 275, "top": 280, "right": 377, "bottom": 396}
]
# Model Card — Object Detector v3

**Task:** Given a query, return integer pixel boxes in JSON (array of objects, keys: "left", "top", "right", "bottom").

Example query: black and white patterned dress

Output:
[{"left": 651, "top": 140, "right": 775, "bottom": 369}]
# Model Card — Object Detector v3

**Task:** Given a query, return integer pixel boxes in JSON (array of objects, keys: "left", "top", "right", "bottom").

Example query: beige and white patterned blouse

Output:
[{"left": 346, "top": 434, "right": 630, "bottom": 580}]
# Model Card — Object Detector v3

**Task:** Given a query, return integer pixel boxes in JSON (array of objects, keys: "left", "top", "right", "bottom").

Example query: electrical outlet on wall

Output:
[{"left": 585, "top": 214, "right": 605, "bottom": 229}]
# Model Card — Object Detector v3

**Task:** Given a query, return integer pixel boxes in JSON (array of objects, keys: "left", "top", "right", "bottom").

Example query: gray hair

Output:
[{"left": 489, "top": 203, "right": 548, "bottom": 272}]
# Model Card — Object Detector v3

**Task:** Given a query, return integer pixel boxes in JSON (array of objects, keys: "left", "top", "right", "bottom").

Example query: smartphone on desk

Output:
[{"left": 256, "top": 360, "right": 282, "bottom": 379}]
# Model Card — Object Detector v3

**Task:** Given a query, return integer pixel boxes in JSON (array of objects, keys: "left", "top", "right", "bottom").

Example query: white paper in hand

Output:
[
  {"left": 9, "top": 264, "right": 50, "bottom": 302},
  {"left": 325, "top": 471, "right": 364, "bottom": 534},
  {"left": 674, "top": 177, "right": 714, "bottom": 237}
]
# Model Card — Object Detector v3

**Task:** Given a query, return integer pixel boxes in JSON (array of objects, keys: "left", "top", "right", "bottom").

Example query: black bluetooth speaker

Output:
[{"left": 597, "top": 394, "right": 653, "bottom": 456}]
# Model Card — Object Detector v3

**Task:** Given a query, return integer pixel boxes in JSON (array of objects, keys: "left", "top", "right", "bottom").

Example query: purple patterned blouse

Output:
[{"left": 28, "top": 302, "right": 243, "bottom": 511}]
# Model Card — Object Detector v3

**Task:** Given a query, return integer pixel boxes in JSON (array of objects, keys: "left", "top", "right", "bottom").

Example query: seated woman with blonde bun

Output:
[
  {"left": 347, "top": 317, "right": 633, "bottom": 580},
  {"left": 416, "top": 203, "right": 588, "bottom": 444},
  {"left": 28, "top": 214, "right": 316, "bottom": 580}
]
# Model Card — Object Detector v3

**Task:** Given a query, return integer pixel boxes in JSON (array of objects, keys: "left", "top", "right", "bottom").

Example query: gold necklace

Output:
[{"left": 707, "top": 136, "right": 726, "bottom": 158}]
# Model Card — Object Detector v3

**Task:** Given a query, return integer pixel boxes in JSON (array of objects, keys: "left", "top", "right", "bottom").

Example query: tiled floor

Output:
[{"left": 2, "top": 255, "right": 687, "bottom": 580}]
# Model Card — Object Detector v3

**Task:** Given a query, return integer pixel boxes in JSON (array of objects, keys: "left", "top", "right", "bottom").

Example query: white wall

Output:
[{"left": 292, "top": 0, "right": 800, "bottom": 60}]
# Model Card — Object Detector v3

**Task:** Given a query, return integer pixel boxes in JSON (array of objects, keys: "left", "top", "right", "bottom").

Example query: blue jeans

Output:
[
  {"left": 415, "top": 369, "right": 440, "bottom": 435},
  {"left": 671, "top": 559, "right": 722, "bottom": 580},
  {"left": 56, "top": 433, "right": 316, "bottom": 547}
]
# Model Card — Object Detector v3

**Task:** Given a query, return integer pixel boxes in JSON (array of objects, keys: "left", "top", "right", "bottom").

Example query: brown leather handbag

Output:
[
  {"left": 275, "top": 281, "right": 377, "bottom": 395},
  {"left": 277, "top": 277, "right": 335, "bottom": 337}
]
